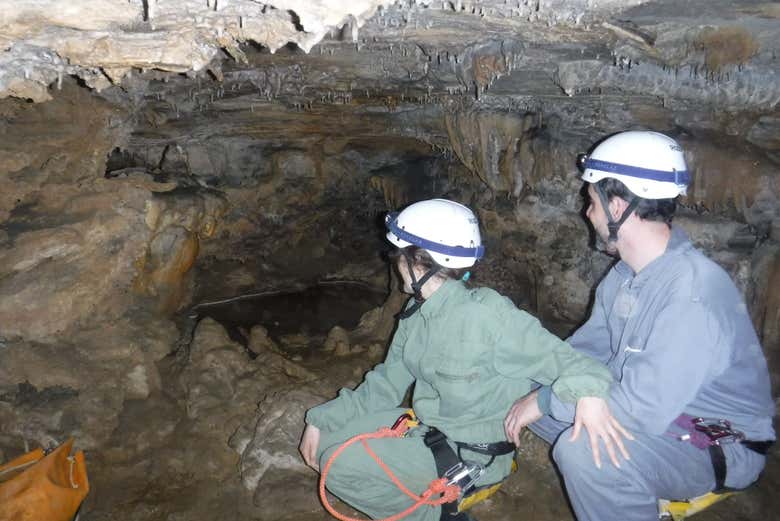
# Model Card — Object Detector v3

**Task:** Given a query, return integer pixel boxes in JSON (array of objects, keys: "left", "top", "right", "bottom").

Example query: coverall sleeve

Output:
[
  {"left": 493, "top": 301, "right": 612, "bottom": 403},
  {"left": 566, "top": 283, "right": 612, "bottom": 364},
  {"left": 305, "top": 322, "right": 415, "bottom": 432}
]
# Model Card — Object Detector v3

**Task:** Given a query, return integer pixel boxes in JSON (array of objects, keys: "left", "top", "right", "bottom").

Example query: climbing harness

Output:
[
  {"left": 319, "top": 411, "right": 460, "bottom": 521},
  {"left": 319, "top": 412, "right": 516, "bottom": 521},
  {"left": 670, "top": 413, "right": 772, "bottom": 493},
  {"left": 658, "top": 414, "right": 774, "bottom": 520},
  {"left": 423, "top": 427, "right": 515, "bottom": 520}
]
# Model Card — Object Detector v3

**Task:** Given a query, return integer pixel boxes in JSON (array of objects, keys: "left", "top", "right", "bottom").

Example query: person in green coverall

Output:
[{"left": 299, "top": 199, "right": 631, "bottom": 521}]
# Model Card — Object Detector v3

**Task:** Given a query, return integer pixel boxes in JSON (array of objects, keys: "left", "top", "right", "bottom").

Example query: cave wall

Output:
[
  {"left": 0, "top": 83, "right": 174, "bottom": 451},
  {"left": 1, "top": 73, "right": 777, "bottom": 417}
]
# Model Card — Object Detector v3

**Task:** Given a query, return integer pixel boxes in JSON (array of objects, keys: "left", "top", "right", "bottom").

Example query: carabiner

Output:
[{"left": 692, "top": 417, "right": 745, "bottom": 445}]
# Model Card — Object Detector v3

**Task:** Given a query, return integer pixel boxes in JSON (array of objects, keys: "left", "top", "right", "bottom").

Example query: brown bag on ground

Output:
[{"left": 0, "top": 438, "right": 89, "bottom": 521}]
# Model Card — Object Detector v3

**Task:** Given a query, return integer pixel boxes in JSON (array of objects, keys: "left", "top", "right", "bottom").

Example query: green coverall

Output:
[{"left": 307, "top": 280, "right": 612, "bottom": 520}]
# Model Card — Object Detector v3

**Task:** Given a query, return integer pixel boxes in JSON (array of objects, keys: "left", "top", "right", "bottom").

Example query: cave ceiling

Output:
[
  {"left": 2, "top": 0, "right": 778, "bottom": 113},
  {"left": 3, "top": 1, "right": 779, "bottom": 230}
]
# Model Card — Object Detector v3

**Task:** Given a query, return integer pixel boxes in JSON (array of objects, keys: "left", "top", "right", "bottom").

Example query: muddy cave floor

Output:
[{"left": 76, "top": 318, "right": 778, "bottom": 521}]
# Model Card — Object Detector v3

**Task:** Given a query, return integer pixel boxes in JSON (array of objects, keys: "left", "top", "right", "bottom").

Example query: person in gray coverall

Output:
[{"left": 503, "top": 130, "right": 776, "bottom": 521}]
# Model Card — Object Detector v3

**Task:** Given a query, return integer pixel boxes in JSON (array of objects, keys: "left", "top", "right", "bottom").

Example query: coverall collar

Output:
[
  {"left": 614, "top": 225, "right": 693, "bottom": 287},
  {"left": 417, "top": 278, "right": 463, "bottom": 320}
]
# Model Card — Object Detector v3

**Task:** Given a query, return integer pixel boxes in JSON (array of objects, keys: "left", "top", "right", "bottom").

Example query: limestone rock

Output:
[
  {"left": 248, "top": 466, "right": 321, "bottom": 520},
  {"left": 135, "top": 189, "right": 228, "bottom": 313},
  {"left": 250, "top": 326, "right": 317, "bottom": 380},
  {"left": 0, "top": 0, "right": 404, "bottom": 101},
  {"left": 182, "top": 319, "right": 258, "bottom": 429},
  {"left": 325, "top": 325, "right": 351, "bottom": 356},
  {"left": 0, "top": 316, "right": 177, "bottom": 450},
  {"left": 103, "top": 395, "right": 181, "bottom": 463},
  {"left": 750, "top": 241, "right": 780, "bottom": 394},
  {"left": 367, "top": 342, "right": 386, "bottom": 360},
  {"left": 350, "top": 289, "right": 406, "bottom": 346},
  {"left": 231, "top": 388, "right": 326, "bottom": 501},
  {"left": 248, "top": 324, "right": 278, "bottom": 354},
  {"left": 181, "top": 318, "right": 315, "bottom": 448}
]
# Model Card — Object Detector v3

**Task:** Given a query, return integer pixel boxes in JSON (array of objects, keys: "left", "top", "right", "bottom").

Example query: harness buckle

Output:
[
  {"left": 692, "top": 417, "right": 745, "bottom": 445},
  {"left": 444, "top": 461, "right": 485, "bottom": 496}
]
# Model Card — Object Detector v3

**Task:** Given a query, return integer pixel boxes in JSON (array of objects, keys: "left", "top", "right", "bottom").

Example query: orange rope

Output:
[{"left": 318, "top": 425, "right": 461, "bottom": 521}]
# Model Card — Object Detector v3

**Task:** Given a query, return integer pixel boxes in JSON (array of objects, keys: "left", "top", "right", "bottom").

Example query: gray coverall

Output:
[{"left": 531, "top": 226, "right": 775, "bottom": 521}]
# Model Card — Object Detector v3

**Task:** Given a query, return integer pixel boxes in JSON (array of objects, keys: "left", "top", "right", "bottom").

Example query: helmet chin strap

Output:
[
  {"left": 398, "top": 253, "right": 441, "bottom": 320},
  {"left": 594, "top": 183, "right": 640, "bottom": 246}
]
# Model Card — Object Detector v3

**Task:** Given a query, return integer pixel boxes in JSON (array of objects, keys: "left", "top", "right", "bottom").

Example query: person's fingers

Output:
[
  {"left": 509, "top": 415, "right": 520, "bottom": 446},
  {"left": 301, "top": 440, "right": 313, "bottom": 469},
  {"left": 601, "top": 430, "right": 621, "bottom": 468},
  {"left": 504, "top": 409, "right": 515, "bottom": 442},
  {"left": 308, "top": 447, "right": 319, "bottom": 471},
  {"left": 509, "top": 424, "right": 520, "bottom": 446},
  {"left": 589, "top": 429, "right": 602, "bottom": 469},
  {"left": 505, "top": 406, "right": 522, "bottom": 446},
  {"left": 569, "top": 418, "right": 582, "bottom": 442},
  {"left": 301, "top": 447, "right": 309, "bottom": 466},
  {"left": 303, "top": 444, "right": 311, "bottom": 466},
  {"left": 611, "top": 416, "right": 635, "bottom": 440},
  {"left": 610, "top": 425, "right": 631, "bottom": 461}
]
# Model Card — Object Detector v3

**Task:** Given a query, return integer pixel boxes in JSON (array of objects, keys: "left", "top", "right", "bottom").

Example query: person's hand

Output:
[
  {"left": 504, "top": 390, "right": 543, "bottom": 446},
  {"left": 570, "top": 396, "right": 634, "bottom": 469},
  {"left": 299, "top": 424, "right": 321, "bottom": 471}
]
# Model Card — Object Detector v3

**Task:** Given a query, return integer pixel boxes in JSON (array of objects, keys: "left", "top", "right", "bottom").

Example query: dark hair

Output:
[
  {"left": 388, "top": 246, "right": 471, "bottom": 281},
  {"left": 596, "top": 177, "right": 677, "bottom": 224}
]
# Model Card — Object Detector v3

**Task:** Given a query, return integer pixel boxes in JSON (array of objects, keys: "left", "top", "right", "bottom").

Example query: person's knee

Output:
[
  {"left": 553, "top": 434, "right": 640, "bottom": 490},
  {"left": 552, "top": 435, "right": 603, "bottom": 480},
  {"left": 319, "top": 441, "right": 371, "bottom": 487},
  {"left": 319, "top": 443, "right": 337, "bottom": 471}
]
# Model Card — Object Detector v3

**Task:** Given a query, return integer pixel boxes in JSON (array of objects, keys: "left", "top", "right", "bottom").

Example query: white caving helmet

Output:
[
  {"left": 580, "top": 130, "right": 689, "bottom": 199},
  {"left": 579, "top": 130, "right": 689, "bottom": 245},
  {"left": 385, "top": 199, "right": 484, "bottom": 269}
]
